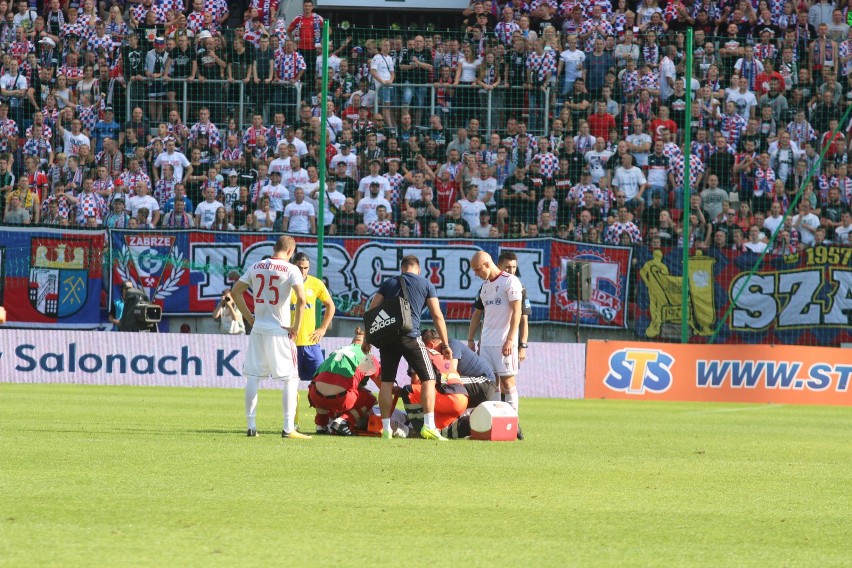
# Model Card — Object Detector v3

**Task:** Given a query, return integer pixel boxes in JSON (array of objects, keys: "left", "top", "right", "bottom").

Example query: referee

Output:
[{"left": 363, "top": 255, "right": 453, "bottom": 441}]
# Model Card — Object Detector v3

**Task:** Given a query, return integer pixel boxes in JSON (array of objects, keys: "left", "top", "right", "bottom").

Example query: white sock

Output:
[
  {"left": 382, "top": 418, "right": 391, "bottom": 433},
  {"left": 424, "top": 412, "right": 436, "bottom": 429},
  {"left": 282, "top": 377, "right": 298, "bottom": 433},
  {"left": 245, "top": 377, "right": 259, "bottom": 429},
  {"left": 504, "top": 386, "right": 519, "bottom": 412}
]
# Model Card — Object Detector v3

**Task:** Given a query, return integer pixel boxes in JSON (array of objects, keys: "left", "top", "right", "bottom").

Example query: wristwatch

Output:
[{"left": 519, "top": 342, "right": 528, "bottom": 349}]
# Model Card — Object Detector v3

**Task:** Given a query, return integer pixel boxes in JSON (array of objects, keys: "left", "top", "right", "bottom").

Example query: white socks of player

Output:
[
  {"left": 246, "top": 376, "right": 300, "bottom": 433},
  {"left": 245, "top": 377, "right": 260, "bottom": 430},
  {"left": 424, "top": 412, "right": 436, "bottom": 429},
  {"left": 282, "top": 376, "right": 299, "bottom": 434},
  {"left": 504, "top": 387, "right": 519, "bottom": 411},
  {"left": 382, "top": 418, "right": 391, "bottom": 433}
]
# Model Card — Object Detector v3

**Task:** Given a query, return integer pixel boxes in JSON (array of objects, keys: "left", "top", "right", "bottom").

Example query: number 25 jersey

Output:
[{"left": 239, "top": 259, "right": 304, "bottom": 334}]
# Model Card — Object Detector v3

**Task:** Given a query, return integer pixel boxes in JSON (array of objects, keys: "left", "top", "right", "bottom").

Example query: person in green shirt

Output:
[{"left": 307, "top": 328, "right": 381, "bottom": 436}]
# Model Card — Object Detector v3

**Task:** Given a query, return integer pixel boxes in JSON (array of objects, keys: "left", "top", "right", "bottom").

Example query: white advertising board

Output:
[{"left": 0, "top": 330, "right": 585, "bottom": 398}]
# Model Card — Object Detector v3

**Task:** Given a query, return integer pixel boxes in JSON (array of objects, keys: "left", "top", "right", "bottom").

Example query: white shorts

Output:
[
  {"left": 479, "top": 344, "right": 519, "bottom": 378},
  {"left": 242, "top": 332, "right": 298, "bottom": 380}
]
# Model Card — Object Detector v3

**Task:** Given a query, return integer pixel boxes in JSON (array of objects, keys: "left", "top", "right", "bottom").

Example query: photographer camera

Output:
[{"left": 212, "top": 291, "right": 245, "bottom": 335}]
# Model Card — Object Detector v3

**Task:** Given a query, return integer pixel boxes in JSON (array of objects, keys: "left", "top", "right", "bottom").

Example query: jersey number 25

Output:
[{"left": 254, "top": 274, "right": 280, "bottom": 305}]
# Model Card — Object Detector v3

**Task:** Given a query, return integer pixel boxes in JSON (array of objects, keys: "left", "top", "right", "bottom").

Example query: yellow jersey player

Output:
[{"left": 290, "top": 252, "right": 336, "bottom": 381}]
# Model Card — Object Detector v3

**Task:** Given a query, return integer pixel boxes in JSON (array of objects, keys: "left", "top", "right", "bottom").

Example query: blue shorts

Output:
[
  {"left": 378, "top": 85, "right": 394, "bottom": 104},
  {"left": 297, "top": 343, "right": 325, "bottom": 381}
]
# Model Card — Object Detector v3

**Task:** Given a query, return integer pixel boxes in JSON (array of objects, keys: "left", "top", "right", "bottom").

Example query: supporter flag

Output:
[
  {"left": 0, "top": 228, "right": 104, "bottom": 328},
  {"left": 549, "top": 240, "right": 633, "bottom": 328}
]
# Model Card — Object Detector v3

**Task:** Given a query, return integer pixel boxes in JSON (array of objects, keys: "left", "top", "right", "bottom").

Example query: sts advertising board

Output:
[{"left": 586, "top": 340, "right": 852, "bottom": 406}]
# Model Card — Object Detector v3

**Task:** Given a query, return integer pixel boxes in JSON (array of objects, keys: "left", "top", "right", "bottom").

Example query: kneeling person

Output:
[{"left": 308, "top": 328, "right": 380, "bottom": 435}]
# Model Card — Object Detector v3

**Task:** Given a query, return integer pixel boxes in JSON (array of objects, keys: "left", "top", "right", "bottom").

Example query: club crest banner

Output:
[
  {"left": 0, "top": 228, "right": 104, "bottom": 328},
  {"left": 549, "top": 240, "right": 633, "bottom": 328}
]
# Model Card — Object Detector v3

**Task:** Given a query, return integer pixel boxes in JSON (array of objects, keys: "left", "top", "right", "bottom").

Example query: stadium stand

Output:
[{"left": 1, "top": 0, "right": 851, "bottom": 343}]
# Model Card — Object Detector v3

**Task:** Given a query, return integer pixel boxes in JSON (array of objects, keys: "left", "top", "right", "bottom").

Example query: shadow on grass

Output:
[
  {"left": 13, "top": 427, "right": 246, "bottom": 436},
  {"left": 15, "top": 427, "right": 429, "bottom": 439}
]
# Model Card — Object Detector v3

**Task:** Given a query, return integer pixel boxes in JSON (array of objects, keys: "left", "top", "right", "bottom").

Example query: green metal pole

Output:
[
  {"left": 316, "top": 21, "right": 330, "bottom": 327},
  {"left": 680, "top": 29, "right": 694, "bottom": 344}
]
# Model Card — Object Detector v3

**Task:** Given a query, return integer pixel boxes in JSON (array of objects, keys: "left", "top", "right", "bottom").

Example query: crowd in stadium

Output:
[{"left": 0, "top": 0, "right": 851, "bottom": 251}]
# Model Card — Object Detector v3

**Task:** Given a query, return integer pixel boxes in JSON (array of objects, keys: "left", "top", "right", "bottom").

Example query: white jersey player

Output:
[
  {"left": 469, "top": 251, "right": 523, "bottom": 413},
  {"left": 231, "top": 235, "right": 309, "bottom": 439}
]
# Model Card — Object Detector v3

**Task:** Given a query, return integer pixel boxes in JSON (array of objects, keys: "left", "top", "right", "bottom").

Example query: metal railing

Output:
[
  {"left": 125, "top": 78, "right": 303, "bottom": 133},
  {"left": 371, "top": 83, "right": 551, "bottom": 136},
  {"left": 124, "top": 78, "right": 550, "bottom": 137}
]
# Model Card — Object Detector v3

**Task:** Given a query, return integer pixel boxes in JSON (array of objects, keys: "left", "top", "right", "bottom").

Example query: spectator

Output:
[
  {"left": 611, "top": 153, "right": 648, "bottom": 205},
  {"left": 745, "top": 224, "right": 768, "bottom": 253},
  {"left": 162, "top": 196, "right": 194, "bottom": 229},
  {"left": 834, "top": 211, "right": 852, "bottom": 245},
  {"left": 399, "top": 207, "right": 422, "bottom": 237},
  {"left": 438, "top": 202, "right": 471, "bottom": 238},
  {"left": 700, "top": 174, "right": 729, "bottom": 222},
  {"left": 408, "top": 184, "right": 441, "bottom": 228},
  {"left": 254, "top": 195, "right": 276, "bottom": 232},
  {"left": 604, "top": 205, "right": 642, "bottom": 244},
  {"left": 366, "top": 204, "right": 396, "bottom": 236},
  {"left": 194, "top": 186, "right": 223, "bottom": 229},
  {"left": 212, "top": 291, "right": 244, "bottom": 334},
  {"left": 370, "top": 38, "right": 396, "bottom": 128},
  {"left": 3, "top": 193, "right": 30, "bottom": 224},
  {"left": 281, "top": 187, "right": 316, "bottom": 234},
  {"left": 356, "top": 181, "right": 392, "bottom": 225}
]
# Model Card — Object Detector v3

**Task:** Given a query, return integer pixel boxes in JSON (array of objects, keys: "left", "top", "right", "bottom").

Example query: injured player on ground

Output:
[{"left": 399, "top": 330, "right": 497, "bottom": 439}]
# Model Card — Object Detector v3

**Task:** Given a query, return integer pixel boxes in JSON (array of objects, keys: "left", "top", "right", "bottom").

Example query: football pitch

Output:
[{"left": 1, "top": 384, "right": 850, "bottom": 567}]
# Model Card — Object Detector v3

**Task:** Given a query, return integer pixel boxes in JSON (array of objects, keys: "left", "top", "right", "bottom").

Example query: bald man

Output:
[{"left": 469, "top": 251, "right": 523, "bottom": 414}]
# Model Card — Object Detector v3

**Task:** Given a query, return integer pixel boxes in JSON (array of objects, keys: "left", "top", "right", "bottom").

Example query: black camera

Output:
[{"left": 119, "top": 288, "right": 163, "bottom": 332}]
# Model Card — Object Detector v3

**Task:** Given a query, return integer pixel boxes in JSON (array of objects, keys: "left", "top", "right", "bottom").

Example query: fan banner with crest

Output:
[{"left": 0, "top": 227, "right": 104, "bottom": 328}]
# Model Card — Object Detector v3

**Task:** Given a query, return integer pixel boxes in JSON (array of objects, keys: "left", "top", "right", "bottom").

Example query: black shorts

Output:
[
  {"left": 379, "top": 335, "right": 437, "bottom": 383},
  {"left": 461, "top": 377, "right": 496, "bottom": 408}
]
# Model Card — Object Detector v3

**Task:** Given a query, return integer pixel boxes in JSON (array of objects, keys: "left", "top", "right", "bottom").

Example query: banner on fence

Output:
[
  {"left": 0, "top": 228, "right": 105, "bottom": 328},
  {"left": 108, "top": 231, "right": 631, "bottom": 328},
  {"left": 633, "top": 246, "right": 852, "bottom": 346},
  {"left": 0, "top": 329, "right": 585, "bottom": 398},
  {"left": 586, "top": 340, "right": 852, "bottom": 406},
  {"left": 550, "top": 240, "right": 632, "bottom": 328}
]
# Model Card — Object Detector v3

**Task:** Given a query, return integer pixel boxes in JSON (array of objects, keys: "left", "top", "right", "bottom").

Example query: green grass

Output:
[{"left": 1, "top": 384, "right": 851, "bottom": 567}]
